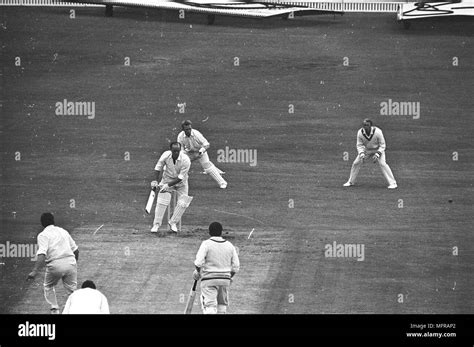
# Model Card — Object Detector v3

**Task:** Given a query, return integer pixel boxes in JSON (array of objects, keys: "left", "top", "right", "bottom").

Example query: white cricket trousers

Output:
[
  {"left": 200, "top": 278, "right": 231, "bottom": 314},
  {"left": 43, "top": 257, "right": 77, "bottom": 310},
  {"left": 348, "top": 150, "right": 397, "bottom": 186},
  {"left": 184, "top": 151, "right": 226, "bottom": 187},
  {"left": 153, "top": 180, "right": 189, "bottom": 227}
]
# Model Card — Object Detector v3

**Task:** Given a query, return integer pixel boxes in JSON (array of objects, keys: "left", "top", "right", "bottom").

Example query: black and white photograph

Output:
[{"left": 1, "top": 0, "right": 473, "bottom": 343}]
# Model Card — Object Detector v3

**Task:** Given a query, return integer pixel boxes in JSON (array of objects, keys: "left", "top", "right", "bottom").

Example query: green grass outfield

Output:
[{"left": 1, "top": 7, "right": 473, "bottom": 314}]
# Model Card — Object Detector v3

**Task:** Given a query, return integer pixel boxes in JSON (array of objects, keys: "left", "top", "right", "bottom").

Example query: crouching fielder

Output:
[
  {"left": 151, "top": 142, "right": 193, "bottom": 233},
  {"left": 178, "top": 120, "right": 227, "bottom": 189},
  {"left": 193, "top": 222, "right": 240, "bottom": 314},
  {"left": 343, "top": 119, "right": 397, "bottom": 189}
]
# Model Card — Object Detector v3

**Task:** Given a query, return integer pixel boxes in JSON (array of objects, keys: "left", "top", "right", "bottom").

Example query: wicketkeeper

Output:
[
  {"left": 343, "top": 119, "right": 397, "bottom": 189},
  {"left": 177, "top": 120, "right": 227, "bottom": 189},
  {"left": 193, "top": 222, "right": 240, "bottom": 314},
  {"left": 151, "top": 142, "right": 192, "bottom": 233}
]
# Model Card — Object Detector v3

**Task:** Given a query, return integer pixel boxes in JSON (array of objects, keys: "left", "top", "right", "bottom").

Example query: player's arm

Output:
[
  {"left": 166, "top": 177, "right": 182, "bottom": 188},
  {"left": 151, "top": 170, "right": 161, "bottom": 189},
  {"left": 177, "top": 132, "right": 187, "bottom": 152},
  {"left": 151, "top": 152, "right": 167, "bottom": 188},
  {"left": 173, "top": 156, "right": 190, "bottom": 186},
  {"left": 165, "top": 159, "right": 185, "bottom": 188},
  {"left": 356, "top": 130, "right": 365, "bottom": 154},
  {"left": 373, "top": 129, "right": 386, "bottom": 162},
  {"left": 27, "top": 254, "right": 45, "bottom": 280},
  {"left": 155, "top": 169, "right": 181, "bottom": 191},
  {"left": 231, "top": 246, "right": 240, "bottom": 278},
  {"left": 195, "top": 130, "right": 210, "bottom": 154},
  {"left": 193, "top": 241, "right": 208, "bottom": 280},
  {"left": 154, "top": 169, "right": 162, "bottom": 183},
  {"left": 376, "top": 129, "right": 386, "bottom": 153},
  {"left": 154, "top": 169, "right": 179, "bottom": 192},
  {"left": 356, "top": 130, "right": 366, "bottom": 160},
  {"left": 68, "top": 234, "right": 79, "bottom": 261},
  {"left": 27, "top": 234, "right": 47, "bottom": 279}
]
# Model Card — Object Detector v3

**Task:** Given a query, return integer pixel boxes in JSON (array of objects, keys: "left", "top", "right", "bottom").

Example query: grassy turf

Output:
[{"left": 1, "top": 7, "right": 473, "bottom": 314}]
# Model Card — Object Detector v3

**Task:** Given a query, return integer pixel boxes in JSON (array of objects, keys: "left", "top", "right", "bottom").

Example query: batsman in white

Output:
[
  {"left": 193, "top": 222, "right": 240, "bottom": 314},
  {"left": 343, "top": 119, "right": 397, "bottom": 189},
  {"left": 151, "top": 142, "right": 192, "bottom": 233},
  {"left": 177, "top": 120, "right": 227, "bottom": 189}
]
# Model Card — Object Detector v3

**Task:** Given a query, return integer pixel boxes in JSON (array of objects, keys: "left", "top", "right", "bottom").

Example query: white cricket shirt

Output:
[
  {"left": 62, "top": 288, "right": 110, "bottom": 314},
  {"left": 356, "top": 126, "right": 387, "bottom": 154},
  {"left": 36, "top": 225, "right": 78, "bottom": 263},
  {"left": 154, "top": 150, "right": 191, "bottom": 183},
  {"left": 194, "top": 236, "right": 240, "bottom": 279},
  {"left": 177, "top": 129, "right": 210, "bottom": 153}
]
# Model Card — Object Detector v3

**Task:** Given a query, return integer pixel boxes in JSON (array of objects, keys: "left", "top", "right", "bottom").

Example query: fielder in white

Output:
[
  {"left": 62, "top": 280, "right": 109, "bottom": 314},
  {"left": 151, "top": 142, "right": 192, "bottom": 233},
  {"left": 177, "top": 120, "right": 227, "bottom": 189},
  {"left": 343, "top": 119, "right": 398, "bottom": 189},
  {"left": 193, "top": 222, "right": 240, "bottom": 314},
  {"left": 27, "top": 213, "right": 79, "bottom": 314}
]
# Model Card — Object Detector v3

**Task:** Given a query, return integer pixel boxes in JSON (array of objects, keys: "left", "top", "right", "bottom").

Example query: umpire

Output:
[{"left": 193, "top": 222, "right": 240, "bottom": 314}]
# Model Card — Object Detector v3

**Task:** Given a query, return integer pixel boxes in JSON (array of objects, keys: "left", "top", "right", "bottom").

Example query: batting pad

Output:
[
  {"left": 201, "top": 161, "right": 212, "bottom": 170},
  {"left": 157, "top": 192, "right": 172, "bottom": 206},
  {"left": 202, "top": 162, "right": 225, "bottom": 175},
  {"left": 170, "top": 195, "right": 193, "bottom": 224},
  {"left": 204, "top": 166, "right": 226, "bottom": 186},
  {"left": 217, "top": 305, "right": 227, "bottom": 314},
  {"left": 177, "top": 195, "right": 193, "bottom": 208}
]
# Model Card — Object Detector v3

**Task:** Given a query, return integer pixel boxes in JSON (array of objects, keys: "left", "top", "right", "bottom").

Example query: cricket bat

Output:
[
  {"left": 145, "top": 187, "right": 156, "bottom": 214},
  {"left": 184, "top": 280, "right": 198, "bottom": 314}
]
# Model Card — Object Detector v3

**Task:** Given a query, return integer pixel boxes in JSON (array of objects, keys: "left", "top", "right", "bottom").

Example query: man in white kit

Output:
[
  {"left": 63, "top": 280, "right": 109, "bottom": 314},
  {"left": 150, "top": 141, "right": 192, "bottom": 233},
  {"left": 343, "top": 119, "right": 397, "bottom": 189},
  {"left": 177, "top": 120, "right": 227, "bottom": 189},
  {"left": 27, "top": 212, "right": 79, "bottom": 314},
  {"left": 193, "top": 222, "right": 240, "bottom": 314}
]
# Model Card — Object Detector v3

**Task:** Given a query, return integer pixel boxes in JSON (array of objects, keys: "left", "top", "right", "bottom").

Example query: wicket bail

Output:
[{"left": 167, "top": 191, "right": 182, "bottom": 232}]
